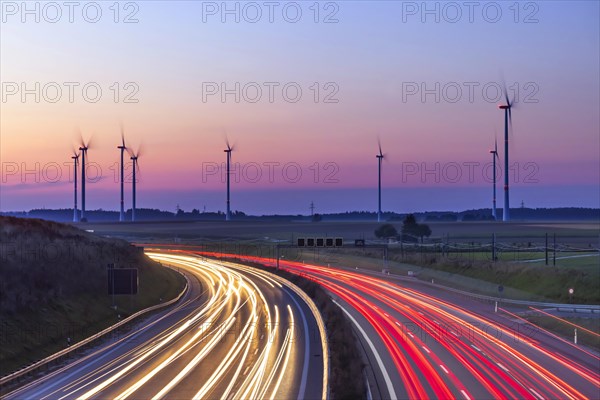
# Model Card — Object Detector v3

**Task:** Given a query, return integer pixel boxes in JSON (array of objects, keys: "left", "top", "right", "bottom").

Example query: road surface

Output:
[
  {"left": 195, "top": 249, "right": 600, "bottom": 400},
  {"left": 3, "top": 252, "right": 326, "bottom": 400}
]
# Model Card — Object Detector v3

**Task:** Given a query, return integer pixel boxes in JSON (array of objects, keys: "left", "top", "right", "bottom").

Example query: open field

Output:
[
  {"left": 81, "top": 220, "right": 600, "bottom": 246},
  {"left": 80, "top": 219, "right": 598, "bottom": 304}
]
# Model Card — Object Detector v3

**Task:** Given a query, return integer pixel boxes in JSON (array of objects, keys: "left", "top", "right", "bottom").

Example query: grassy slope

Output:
[
  {"left": 525, "top": 316, "right": 600, "bottom": 351},
  {"left": 0, "top": 217, "right": 185, "bottom": 376}
]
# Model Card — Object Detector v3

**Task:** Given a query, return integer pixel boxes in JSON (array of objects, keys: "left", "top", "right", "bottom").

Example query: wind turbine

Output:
[
  {"left": 71, "top": 151, "right": 80, "bottom": 222},
  {"left": 129, "top": 146, "right": 142, "bottom": 222},
  {"left": 224, "top": 138, "right": 234, "bottom": 221},
  {"left": 78, "top": 135, "right": 91, "bottom": 222},
  {"left": 489, "top": 138, "right": 499, "bottom": 221},
  {"left": 498, "top": 84, "right": 514, "bottom": 222},
  {"left": 376, "top": 139, "right": 385, "bottom": 222},
  {"left": 118, "top": 126, "right": 127, "bottom": 222}
]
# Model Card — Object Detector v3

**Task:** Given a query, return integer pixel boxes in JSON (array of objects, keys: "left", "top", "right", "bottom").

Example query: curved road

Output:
[
  {"left": 196, "top": 250, "right": 600, "bottom": 400},
  {"left": 3, "top": 252, "right": 326, "bottom": 400}
]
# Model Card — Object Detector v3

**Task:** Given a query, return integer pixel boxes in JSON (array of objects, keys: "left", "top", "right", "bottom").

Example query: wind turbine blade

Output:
[
  {"left": 136, "top": 142, "right": 144, "bottom": 158},
  {"left": 78, "top": 129, "right": 85, "bottom": 148},
  {"left": 120, "top": 122, "right": 126, "bottom": 147},
  {"left": 377, "top": 137, "right": 383, "bottom": 156},
  {"left": 222, "top": 127, "right": 231, "bottom": 151}
]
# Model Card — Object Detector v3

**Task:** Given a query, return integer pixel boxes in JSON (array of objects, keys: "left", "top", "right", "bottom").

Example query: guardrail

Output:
[{"left": 0, "top": 270, "right": 189, "bottom": 388}]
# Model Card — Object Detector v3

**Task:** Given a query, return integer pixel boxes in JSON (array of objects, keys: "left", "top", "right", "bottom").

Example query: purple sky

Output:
[{"left": 1, "top": 1, "right": 599, "bottom": 214}]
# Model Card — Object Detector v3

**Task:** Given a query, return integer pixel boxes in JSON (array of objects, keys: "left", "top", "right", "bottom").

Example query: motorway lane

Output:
[
  {"left": 198, "top": 251, "right": 600, "bottom": 400},
  {"left": 3, "top": 252, "right": 326, "bottom": 400}
]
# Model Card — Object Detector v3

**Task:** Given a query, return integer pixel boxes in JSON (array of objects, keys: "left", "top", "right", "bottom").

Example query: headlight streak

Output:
[
  {"left": 46, "top": 251, "right": 320, "bottom": 400},
  {"left": 194, "top": 250, "right": 597, "bottom": 400},
  {"left": 237, "top": 305, "right": 280, "bottom": 399},
  {"left": 49, "top": 286, "right": 209, "bottom": 400},
  {"left": 47, "top": 253, "right": 286, "bottom": 399},
  {"left": 74, "top": 258, "right": 223, "bottom": 399},
  {"left": 268, "top": 305, "right": 295, "bottom": 399}
]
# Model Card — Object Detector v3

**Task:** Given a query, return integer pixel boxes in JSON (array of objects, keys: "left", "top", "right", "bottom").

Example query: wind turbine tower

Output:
[
  {"left": 79, "top": 142, "right": 89, "bottom": 221},
  {"left": 498, "top": 89, "right": 513, "bottom": 222},
  {"left": 118, "top": 129, "right": 127, "bottom": 222},
  {"left": 489, "top": 139, "right": 499, "bottom": 220},
  {"left": 224, "top": 140, "right": 233, "bottom": 221},
  {"left": 71, "top": 152, "right": 79, "bottom": 222},
  {"left": 130, "top": 152, "right": 139, "bottom": 222},
  {"left": 376, "top": 140, "right": 385, "bottom": 222}
]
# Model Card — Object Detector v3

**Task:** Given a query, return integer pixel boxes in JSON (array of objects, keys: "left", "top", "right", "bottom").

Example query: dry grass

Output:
[{"left": 0, "top": 216, "right": 185, "bottom": 376}]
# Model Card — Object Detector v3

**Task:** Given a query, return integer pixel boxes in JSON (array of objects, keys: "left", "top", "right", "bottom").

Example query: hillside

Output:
[{"left": 0, "top": 216, "right": 185, "bottom": 375}]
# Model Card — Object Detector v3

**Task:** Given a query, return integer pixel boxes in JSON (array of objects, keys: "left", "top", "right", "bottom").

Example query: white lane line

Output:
[
  {"left": 497, "top": 363, "right": 509, "bottom": 372},
  {"left": 254, "top": 349, "right": 258, "bottom": 355},
  {"left": 439, "top": 364, "right": 449, "bottom": 374},
  {"left": 471, "top": 344, "right": 481, "bottom": 352},
  {"left": 422, "top": 346, "right": 431, "bottom": 354},
  {"left": 384, "top": 313, "right": 389, "bottom": 317},
  {"left": 461, "top": 389, "right": 472, "bottom": 400},
  {"left": 530, "top": 388, "right": 545, "bottom": 400},
  {"left": 333, "top": 300, "right": 397, "bottom": 400},
  {"left": 243, "top": 366, "right": 250, "bottom": 376},
  {"left": 282, "top": 287, "right": 311, "bottom": 400}
]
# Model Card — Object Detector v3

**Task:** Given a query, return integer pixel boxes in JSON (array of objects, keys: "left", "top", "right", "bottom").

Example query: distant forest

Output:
[{"left": 1, "top": 207, "right": 598, "bottom": 223}]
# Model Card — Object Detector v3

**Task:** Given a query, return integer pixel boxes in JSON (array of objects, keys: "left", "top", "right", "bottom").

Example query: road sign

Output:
[{"left": 108, "top": 268, "right": 138, "bottom": 295}]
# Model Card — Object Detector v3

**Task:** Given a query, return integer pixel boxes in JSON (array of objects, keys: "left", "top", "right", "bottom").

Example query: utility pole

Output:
[
  {"left": 553, "top": 233, "right": 556, "bottom": 266},
  {"left": 545, "top": 233, "right": 549, "bottom": 266},
  {"left": 309, "top": 201, "right": 315, "bottom": 217}
]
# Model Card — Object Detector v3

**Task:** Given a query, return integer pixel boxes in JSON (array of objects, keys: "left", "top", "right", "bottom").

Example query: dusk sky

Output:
[{"left": 1, "top": 1, "right": 599, "bottom": 215}]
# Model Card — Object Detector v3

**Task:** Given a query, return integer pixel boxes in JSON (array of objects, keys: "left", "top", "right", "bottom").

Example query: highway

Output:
[
  {"left": 194, "top": 250, "right": 600, "bottom": 400},
  {"left": 3, "top": 252, "right": 327, "bottom": 400}
]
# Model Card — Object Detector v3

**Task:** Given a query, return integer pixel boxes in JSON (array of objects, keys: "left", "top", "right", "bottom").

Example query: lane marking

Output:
[
  {"left": 461, "top": 389, "right": 472, "bottom": 400},
  {"left": 530, "top": 388, "right": 545, "bottom": 400},
  {"left": 439, "top": 364, "right": 449, "bottom": 374},
  {"left": 496, "top": 363, "right": 509, "bottom": 372},
  {"left": 333, "top": 300, "right": 397, "bottom": 400},
  {"left": 470, "top": 344, "right": 481, "bottom": 352},
  {"left": 282, "top": 287, "right": 311, "bottom": 400},
  {"left": 243, "top": 366, "right": 250, "bottom": 376},
  {"left": 422, "top": 346, "right": 431, "bottom": 354}
]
